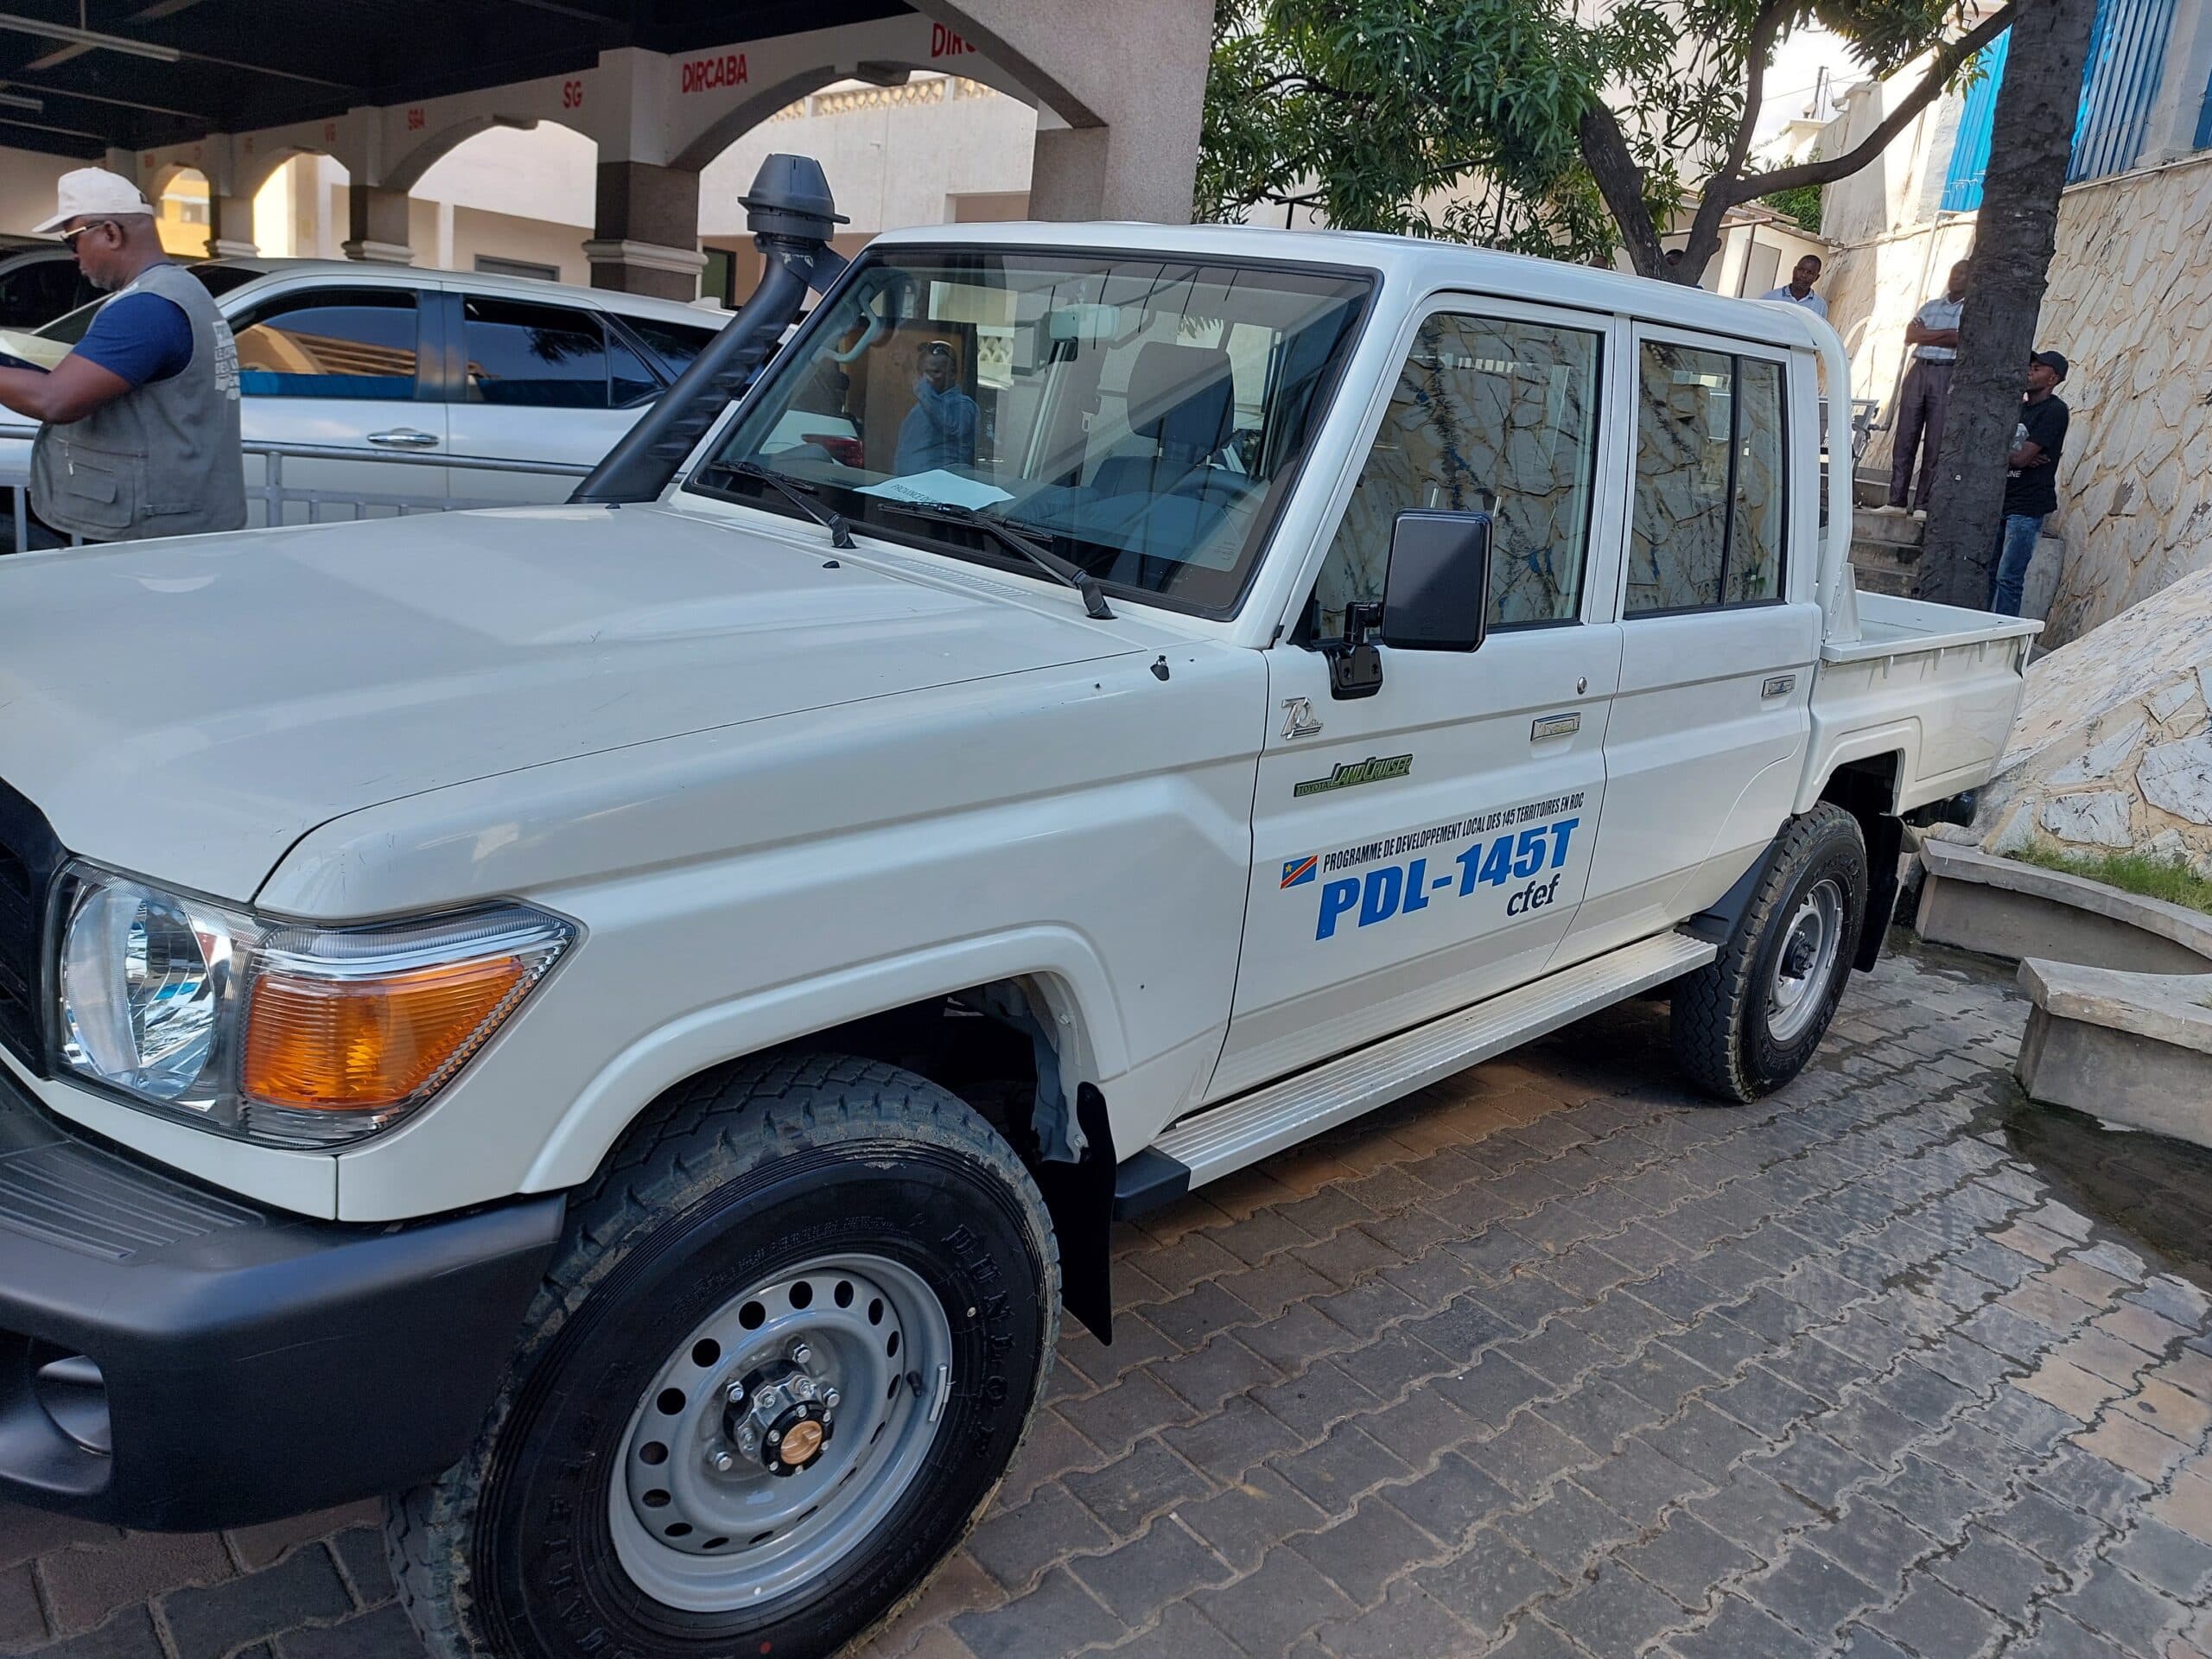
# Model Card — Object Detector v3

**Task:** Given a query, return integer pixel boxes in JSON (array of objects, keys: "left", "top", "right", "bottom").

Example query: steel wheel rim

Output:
[
  {"left": 607, "top": 1252, "right": 954, "bottom": 1613},
  {"left": 1768, "top": 876, "right": 1844, "bottom": 1044}
]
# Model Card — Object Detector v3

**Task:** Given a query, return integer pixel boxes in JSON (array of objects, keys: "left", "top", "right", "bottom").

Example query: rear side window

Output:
[
  {"left": 624, "top": 316, "right": 717, "bottom": 378},
  {"left": 232, "top": 289, "right": 420, "bottom": 398},
  {"left": 1626, "top": 340, "right": 1787, "bottom": 615},
  {"left": 462, "top": 296, "right": 652, "bottom": 409}
]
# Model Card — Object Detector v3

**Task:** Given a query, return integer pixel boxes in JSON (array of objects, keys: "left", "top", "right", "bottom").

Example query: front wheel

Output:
[
  {"left": 1671, "top": 803, "right": 1868, "bottom": 1103},
  {"left": 388, "top": 1054, "right": 1058, "bottom": 1659}
]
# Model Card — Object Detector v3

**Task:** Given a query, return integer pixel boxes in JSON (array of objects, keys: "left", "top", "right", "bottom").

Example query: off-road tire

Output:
[
  {"left": 1671, "top": 804, "right": 1867, "bottom": 1103},
  {"left": 386, "top": 1052, "right": 1059, "bottom": 1659}
]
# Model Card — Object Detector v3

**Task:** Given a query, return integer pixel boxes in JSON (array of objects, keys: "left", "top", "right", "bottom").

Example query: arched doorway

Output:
[
  {"left": 410, "top": 120, "right": 596, "bottom": 283},
  {"left": 249, "top": 152, "right": 349, "bottom": 259},
  {"left": 146, "top": 163, "right": 212, "bottom": 258}
]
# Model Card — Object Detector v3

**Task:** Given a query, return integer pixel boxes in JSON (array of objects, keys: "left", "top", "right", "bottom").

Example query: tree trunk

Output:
[
  {"left": 1913, "top": 0, "right": 2099, "bottom": 610},
  {"left": 1578, "top": 105, "right": 1671, "bottom": 278}
]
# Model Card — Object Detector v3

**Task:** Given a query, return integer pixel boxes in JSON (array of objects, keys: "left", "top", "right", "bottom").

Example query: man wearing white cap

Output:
[{"left": 0, "top": 167, "right": 244, "bottom": 540}]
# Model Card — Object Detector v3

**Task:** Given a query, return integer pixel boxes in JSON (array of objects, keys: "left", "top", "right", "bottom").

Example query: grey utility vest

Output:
[{"left": 30, "top": 262, "right": 246, "bottom": 541}]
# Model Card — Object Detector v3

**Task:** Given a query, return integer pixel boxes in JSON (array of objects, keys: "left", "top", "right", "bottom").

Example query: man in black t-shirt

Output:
[{"left": 1989, "top": 350, "right": 2070, "bottom": 616}]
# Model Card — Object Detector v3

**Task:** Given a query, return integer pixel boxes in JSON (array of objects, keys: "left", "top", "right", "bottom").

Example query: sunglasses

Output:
[{"left": 60, "top": 221, "right": 116, "bottom": 249}]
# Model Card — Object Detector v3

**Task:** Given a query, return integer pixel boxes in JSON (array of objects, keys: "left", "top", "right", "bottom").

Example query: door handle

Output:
[
  {"left": 367, "top": 428, "right": 439, "bottom": 449},
  {"left": 1531, "top": 713, "right": 1580, "bottom": 741},
  {"left": 1762, "top": 674, "right": 1798, "bottom": 699}
]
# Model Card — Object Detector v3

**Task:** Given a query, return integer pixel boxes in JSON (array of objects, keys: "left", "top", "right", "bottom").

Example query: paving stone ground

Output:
[{"left": 9, "top": 937, "right": 2212, "bottom": 1659}]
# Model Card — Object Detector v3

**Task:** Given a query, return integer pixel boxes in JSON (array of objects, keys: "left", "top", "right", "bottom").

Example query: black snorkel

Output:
[{"left": 573, "top": 154, "right": 849, "bottom": 505}]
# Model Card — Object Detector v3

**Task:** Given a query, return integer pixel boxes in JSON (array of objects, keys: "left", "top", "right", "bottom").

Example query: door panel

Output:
[
  {"left": 230, "top": 284, "right": 447, "bottom": 524},
  {"left": 1217, "top": 632, "right": 1616, "bottom": 1098},
  {"left": 1570, "top": 331, "right": 1817, "bottom": 960},
  {"left": 1570, "top": 607, "right": 1815, "bottom": 954},
  {"left": 1214, "top": 303, "right": 1621, "bottom": 1100}
]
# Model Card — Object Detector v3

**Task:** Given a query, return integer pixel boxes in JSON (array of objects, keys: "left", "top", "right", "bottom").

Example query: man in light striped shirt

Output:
[{"left": 1882, "top": 260, "right": 1970, "bottom": 518}]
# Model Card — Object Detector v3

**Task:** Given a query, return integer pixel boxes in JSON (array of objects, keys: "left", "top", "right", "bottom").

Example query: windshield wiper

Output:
[
  {"left": 874, "top": 499, "right": 1114, "bottom": 620},
  {"left": 703, "top": 460, "right": 855, "bottom": 550}
]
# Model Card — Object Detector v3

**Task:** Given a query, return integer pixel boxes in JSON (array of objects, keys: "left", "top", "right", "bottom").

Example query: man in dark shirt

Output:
[
  {"left": 1989, "top": 350, "right": 2069, "bottom": 617},
  {"left": 893, "top": 340, "right": 978, "bottom": 475}
]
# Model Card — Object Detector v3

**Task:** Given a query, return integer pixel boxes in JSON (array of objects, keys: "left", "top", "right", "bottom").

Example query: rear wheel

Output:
[
  {"left": 389, "top": 1053, "right": 1058, "bottom": 1659},
  {"left": 1671, "top": 804, "right": 1868, "bottom": 1103}
]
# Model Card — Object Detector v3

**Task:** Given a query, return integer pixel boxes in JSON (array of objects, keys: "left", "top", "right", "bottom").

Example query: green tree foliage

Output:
[
  {"left": 1762, "top": 182, "right": 1824, "bottom": 234},
  {"left": 1200, "top": 0, "right": 2014, "bottom": 282}
]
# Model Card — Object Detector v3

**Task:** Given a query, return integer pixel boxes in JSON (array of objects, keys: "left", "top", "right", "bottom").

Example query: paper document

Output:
[
  {"left": 0, "top": 329, "right": 68, "bottom": 371},
  {"left": 855, "top": 470, "right": 1014, "bottom": 511}
]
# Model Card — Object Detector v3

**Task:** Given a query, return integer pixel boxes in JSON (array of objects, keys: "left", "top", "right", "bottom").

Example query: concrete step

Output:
[
  {"left": 1849, "top": 521, "right": 1923, "bottom": 597},
  {"left": 1848, "top": 531, "right": 2066, "bottom": 613},
  {"left": 1850, "top": 557, "right": 1916, "bottom": 598},
  {"left": 1852, "top": 471, "right": 1891, "bottom": 510},
  {"left": 1852, "top": 505, "right": 1926, "bottom": 549}
]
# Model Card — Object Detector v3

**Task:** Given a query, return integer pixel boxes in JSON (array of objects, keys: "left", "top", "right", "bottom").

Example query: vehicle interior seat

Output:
[
  {"left": 1080, "top": 341, "right": 1255, "bottom": 582},
  {"left": 1089, "top": 342, "right": 1236, "bottom": 503}
]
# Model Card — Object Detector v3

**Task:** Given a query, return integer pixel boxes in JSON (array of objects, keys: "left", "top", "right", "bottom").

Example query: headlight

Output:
[
  {"left": 58, "top": 876, "right": 245, "bottom": 1112},
  {"left": 53, "top": 863, "right": 572, "bottom": 1148}
]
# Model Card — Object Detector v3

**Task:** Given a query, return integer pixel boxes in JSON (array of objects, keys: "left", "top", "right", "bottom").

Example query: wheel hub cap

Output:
[
  {"left": 726, "top": 1357, "right": 836, "bottom": 1475},
  {"left": 772, "top": 1414, "right": 825, "bottom": 1469}
]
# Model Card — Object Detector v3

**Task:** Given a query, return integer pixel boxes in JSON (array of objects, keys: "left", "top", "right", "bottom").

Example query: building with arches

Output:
[{"left": 0, "top": 1, "right": 1213, "bottom": 296}]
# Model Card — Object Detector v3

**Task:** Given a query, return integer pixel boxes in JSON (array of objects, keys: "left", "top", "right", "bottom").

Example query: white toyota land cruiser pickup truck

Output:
[{"left": 0, "top": 159, "right": 2035, "bottom": 1658}]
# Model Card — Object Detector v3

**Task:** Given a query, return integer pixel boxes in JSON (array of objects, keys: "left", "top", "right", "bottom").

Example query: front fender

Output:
[{"left": 518, "top": 927, "right": 1129, "bottom": 1194}]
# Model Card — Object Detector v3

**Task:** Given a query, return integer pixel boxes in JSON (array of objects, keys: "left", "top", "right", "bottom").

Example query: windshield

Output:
[{"left": 691, "top": 247, "right": 1371, "bottom": 613}]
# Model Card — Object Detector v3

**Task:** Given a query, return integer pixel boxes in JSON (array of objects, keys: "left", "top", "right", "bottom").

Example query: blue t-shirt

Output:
[
  {"left": 71, "top": 288, "right": 194, "bottom": 388},
  {"left": 895, "top": 380, "right": 979, "bottom": 474}
]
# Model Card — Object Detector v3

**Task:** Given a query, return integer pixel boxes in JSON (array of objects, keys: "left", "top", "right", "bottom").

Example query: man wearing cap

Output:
[
  {"left": 0, "top": 167, "right": 244, "bottom": 542},
  {"left": 1881, "top": 259, "right": 1970, "bottom": 518},
  {"left": 1989, "top": 350, "right": 2070, "bottom": 618}
]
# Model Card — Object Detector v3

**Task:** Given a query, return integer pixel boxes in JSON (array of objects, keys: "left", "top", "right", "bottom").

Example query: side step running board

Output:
[{"left": 1115, "top": 931, "right": 1716, "bottom": 1218}]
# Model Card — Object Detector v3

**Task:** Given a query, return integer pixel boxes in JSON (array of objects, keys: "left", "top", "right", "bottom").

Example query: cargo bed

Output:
[{"left": 1805, "top": 588, "right": 2040, "bottom": 815}]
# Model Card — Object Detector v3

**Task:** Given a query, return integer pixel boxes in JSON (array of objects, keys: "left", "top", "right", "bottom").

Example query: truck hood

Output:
[{"left": 0, "top": 505, "right": 1133, "bottom": 902}]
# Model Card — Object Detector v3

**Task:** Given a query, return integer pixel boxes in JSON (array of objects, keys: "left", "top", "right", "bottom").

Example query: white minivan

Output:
[{"left": 1, "top": 257, "right": 727, "bottom": 540}]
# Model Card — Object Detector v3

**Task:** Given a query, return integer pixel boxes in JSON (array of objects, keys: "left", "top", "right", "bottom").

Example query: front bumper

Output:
[{"left": 0, "top": 1066, "right": 563, "bottom": 1530}]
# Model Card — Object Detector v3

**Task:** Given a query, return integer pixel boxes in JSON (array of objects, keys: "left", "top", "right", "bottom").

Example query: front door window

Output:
[{"left": 1308, "top": 312, "right": 1602, "bottom": 639}]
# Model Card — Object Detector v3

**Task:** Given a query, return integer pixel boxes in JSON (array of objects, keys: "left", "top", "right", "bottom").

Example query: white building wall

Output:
[
  {"left": 1816, "top": 22, "right": 2212, "bottom": 649},
  {"left": 702, "top": 75, "right": 1036, "bottom": 237},
  {"left": 413, "top": 123, "right": 597, "bottom": 230}
]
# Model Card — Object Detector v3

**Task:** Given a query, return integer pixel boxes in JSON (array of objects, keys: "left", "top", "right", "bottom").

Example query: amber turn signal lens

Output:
[{"left": 243, "top": 956, "right": 532, "bottom": 1110}]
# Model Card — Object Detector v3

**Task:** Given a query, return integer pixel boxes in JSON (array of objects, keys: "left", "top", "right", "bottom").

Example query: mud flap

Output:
[
  {"left": 1028, "top": 1084, "right": 1116, "bottom": 1341},
  {"left": 1855, "top": 814, "right": 1904, "bottom": 970}
]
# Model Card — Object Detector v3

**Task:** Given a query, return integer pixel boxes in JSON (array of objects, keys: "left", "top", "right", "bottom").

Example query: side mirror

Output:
[{"left": 1380, "top": 511, "right": 1492, "bottom": 652}]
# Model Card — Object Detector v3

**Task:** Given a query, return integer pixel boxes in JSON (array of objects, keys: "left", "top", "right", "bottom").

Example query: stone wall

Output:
[
  {"left": 1961, "top": 565, "right": 2212, "bottom": 873},
  {"left": 2037, "top": 152, "right": 2212, "bottom": 646}
]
